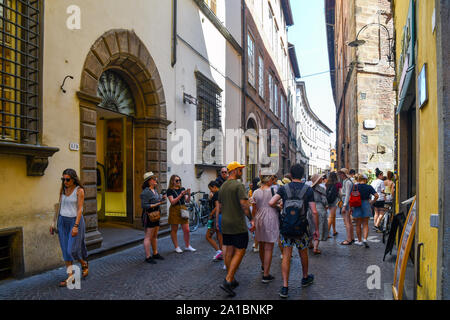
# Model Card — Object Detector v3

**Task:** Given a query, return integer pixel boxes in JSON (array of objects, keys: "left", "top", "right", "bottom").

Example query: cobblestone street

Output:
[{"left": 0, "top": 218, "right": 395, "bottom": 300}]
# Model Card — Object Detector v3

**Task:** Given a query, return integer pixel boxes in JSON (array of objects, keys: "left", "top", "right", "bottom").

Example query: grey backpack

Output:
[{"left": 280, "top": 183, "right": 309, "bottom": 238}]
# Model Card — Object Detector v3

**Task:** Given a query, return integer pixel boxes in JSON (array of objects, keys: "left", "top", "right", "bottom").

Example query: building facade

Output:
[
  {"left": 393, "top": 0, "right": 450, "bottom": 300},
  {"left": 295, "top": 81, "right": 333, "bottom": 176},
  {"left": 0, "top": 0, "right": 241, "bottom": 278},
  {"left": 325, "top": 0, "right": 396, "bottom": 173},
  {"left": 242, "top": 0, "right": 297, "bottom": 182}
]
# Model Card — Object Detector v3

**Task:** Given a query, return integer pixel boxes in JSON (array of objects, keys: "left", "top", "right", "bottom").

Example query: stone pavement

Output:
[{"left": 0, "top": 218, "right": 395, "bottom": 300}]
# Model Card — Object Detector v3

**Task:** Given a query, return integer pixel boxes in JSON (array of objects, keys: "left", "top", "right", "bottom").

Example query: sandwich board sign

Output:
[{"left": 392, "top": 196, "right": 417, "bottom": 300}]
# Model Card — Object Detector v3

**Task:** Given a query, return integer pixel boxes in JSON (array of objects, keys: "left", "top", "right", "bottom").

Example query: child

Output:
[{"left": 206, "top": 181, "right": 223, "bottom": 261}]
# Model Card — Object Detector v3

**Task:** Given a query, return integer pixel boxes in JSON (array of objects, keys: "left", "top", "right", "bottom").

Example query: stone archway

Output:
[{"left": 77, "top": 29, "right": 170, "bottom": 250}]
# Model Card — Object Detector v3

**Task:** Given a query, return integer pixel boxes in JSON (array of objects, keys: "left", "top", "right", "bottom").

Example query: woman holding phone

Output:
[{"left": 167, "top": 175, "right": 196, "bottom": 253}]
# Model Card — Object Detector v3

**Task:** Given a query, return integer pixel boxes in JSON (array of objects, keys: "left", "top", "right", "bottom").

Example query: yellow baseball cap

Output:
[{"left": 227, "top": 161, "right": 246, "bottom": 172}]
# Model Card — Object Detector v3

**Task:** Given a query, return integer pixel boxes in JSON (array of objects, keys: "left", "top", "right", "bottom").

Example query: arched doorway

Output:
[{"left": 77, "top": 29, "right": 170, "bottom": 250}]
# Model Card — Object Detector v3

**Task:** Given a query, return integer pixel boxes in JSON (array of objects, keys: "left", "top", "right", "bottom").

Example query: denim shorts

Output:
[{"left": 352, "top": 200, "right": 372, "bottom": 218}]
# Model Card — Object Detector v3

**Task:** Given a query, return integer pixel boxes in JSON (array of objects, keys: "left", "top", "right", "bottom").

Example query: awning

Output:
[{"left": 396, "top": 65, "right": 415, "bottom": 114}]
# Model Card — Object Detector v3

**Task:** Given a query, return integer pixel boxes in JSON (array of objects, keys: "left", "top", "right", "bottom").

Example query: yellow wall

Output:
[
  {"left": 0, "top": 0, "right": 172, "bottom": 275},
  {"left": 415, "top": 0, "right": 439, "bottom": 300}
]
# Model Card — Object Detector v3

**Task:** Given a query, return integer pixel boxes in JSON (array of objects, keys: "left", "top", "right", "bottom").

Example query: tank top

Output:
[{"left": 60, "top": 186, "right": 80, "bottom": 218}]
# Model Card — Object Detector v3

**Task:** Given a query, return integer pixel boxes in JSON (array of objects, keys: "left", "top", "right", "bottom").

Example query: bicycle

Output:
[
  {"left": 380, "top": 201, "right": 394, "bottom": 244},
  {"left": 186, "top": 192, "right": 210, "bottom": 232}
]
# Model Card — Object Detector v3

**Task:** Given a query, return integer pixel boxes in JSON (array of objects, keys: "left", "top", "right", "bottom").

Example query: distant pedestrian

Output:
[
  {"left": 308, "top": 174, "right": 329, "bottom": 254},
  {"left": 218, "top": 162, "right": 254, "bottom": 297},
  {"left": 384, "top": 171, "right": 395, "bottom": 204},
  {"left": 251, "top": 175, "right": 279, "bottom": 283},
  {"left": 349, "top": 169, "right": 356, "bottom": 183},
  {"left": 326, "top": 172, "right": 340, "bottom": 237},
  {"left": 338, "top": 168, "right": 355, "bottom": 245},
  {"left": 51, "top": 169, "right": 88, "bottom": 287},
  {"left": 269, "top": 164, "right": 317, "bottom": 299},
  {"left": 353, "top": 174, "right": 379, "bottom": 248},
  {"left": 371, "top": 168, "right": 386, "bottom": 232},
  {"left": 206, "top": 181, "right": 223, "bottom": 261},
  {"left": 140, "top": 172, "right": 166, "bottom": 264},
  {"left": 215, "top": 167, "right": 229, "bottom": 187},
  {"left": 167, "top": 175, "right": 196, "bottom": 253}
]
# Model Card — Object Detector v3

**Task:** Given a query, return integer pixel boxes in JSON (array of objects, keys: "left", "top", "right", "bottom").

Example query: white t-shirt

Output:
[{"left": 371, "top": 179, "right": 385, "bottom": 201}]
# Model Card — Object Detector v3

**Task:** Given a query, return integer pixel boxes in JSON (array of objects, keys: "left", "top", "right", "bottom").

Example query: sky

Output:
[{"left": 288, "top": 0, "right": 336, "bottom": 140}]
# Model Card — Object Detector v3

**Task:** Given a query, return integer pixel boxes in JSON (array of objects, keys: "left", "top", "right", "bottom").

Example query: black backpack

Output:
[
  {"left": 279, "top": 183, "right": 309, "bottom": 238},
  {"left": 326, "top": 184, "right": 338, "bottom": 205}
]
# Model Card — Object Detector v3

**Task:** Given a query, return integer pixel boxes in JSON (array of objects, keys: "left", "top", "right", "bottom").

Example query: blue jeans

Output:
[{"left": 57, "top": 215, "right": 88, "bottom": 262}]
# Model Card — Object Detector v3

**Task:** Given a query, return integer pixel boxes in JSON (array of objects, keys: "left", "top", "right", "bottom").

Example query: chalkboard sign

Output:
[{"left": 392, "top": 196, "right": 416, "bottom": 300}]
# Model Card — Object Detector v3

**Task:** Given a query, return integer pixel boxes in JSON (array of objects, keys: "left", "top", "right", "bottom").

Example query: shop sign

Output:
[{"left": 397, "top": 0, "right": 415, "bottom": 97}]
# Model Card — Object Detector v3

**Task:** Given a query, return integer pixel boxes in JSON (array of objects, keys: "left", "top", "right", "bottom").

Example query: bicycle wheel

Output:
[
  {"left": 189, "top": 206, "right": 199, "bottom": 232},
  {"left": 200, "top": 206, "right": 210, "bottom": 226}
]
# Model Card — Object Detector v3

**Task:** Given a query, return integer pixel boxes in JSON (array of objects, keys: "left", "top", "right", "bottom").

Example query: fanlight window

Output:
[{"left": 97, "top": 70, "right": 135, "bottom": 116}]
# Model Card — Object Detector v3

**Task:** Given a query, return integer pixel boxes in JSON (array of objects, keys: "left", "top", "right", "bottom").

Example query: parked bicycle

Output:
[
  {"left": 380, "top": 201, "right": 394, "bottom": 244},
  {"left": 187, "top": 191, "right": 211, "bottom": 232}
]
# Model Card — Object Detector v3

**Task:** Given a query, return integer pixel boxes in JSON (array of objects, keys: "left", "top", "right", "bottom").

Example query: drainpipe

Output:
[
  {"left": 241, "top": 0, "right": 246, "bottom": 130},
  {"left": 171, "top": 0, "right": 177, "bottom": 67}
]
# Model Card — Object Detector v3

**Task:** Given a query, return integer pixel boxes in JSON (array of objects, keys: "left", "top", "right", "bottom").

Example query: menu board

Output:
[{"left": 392, "top": 197, "right": 417, "bottom": 300}]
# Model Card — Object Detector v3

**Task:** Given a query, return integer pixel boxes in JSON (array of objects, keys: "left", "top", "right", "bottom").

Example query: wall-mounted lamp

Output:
[
  {"left": 347, "top": 22, "right": 394, "bottom": 68},
  {"left": 60, "top": 75, "right": 74, "bottom": 93},
  {"left": 183, "top": 92, "right": 198, "bottom": 105}
]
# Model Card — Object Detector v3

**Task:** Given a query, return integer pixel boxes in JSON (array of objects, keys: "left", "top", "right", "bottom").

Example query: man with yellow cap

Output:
[{"left": 218, "top": 161, "right": 254, "bottom": 297}]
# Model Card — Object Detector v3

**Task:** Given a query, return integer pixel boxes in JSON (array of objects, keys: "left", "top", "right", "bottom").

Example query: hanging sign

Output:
[{"left": 392, "top": 196, "right": 417, "bottom": 300}]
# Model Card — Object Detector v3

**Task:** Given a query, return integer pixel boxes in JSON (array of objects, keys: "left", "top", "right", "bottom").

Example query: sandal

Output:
[
  {"left": 313, "top": 249, "right": 322, "bottom": 255},
  {"left": 333, "top": 232, "right": 338, "bottom": 236},
  {"left": 59, "top": 272, "right": 75, "bottom": 287},
  {"left": 340, "top": 240, "right": 353, "bottom": 245},
  {"left": 81, "top": 261, "right": 89, "bottom": 278}
]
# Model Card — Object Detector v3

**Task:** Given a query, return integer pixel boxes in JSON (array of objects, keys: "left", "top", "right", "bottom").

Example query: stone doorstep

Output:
[{"left": 87, "top": 225, "right": 171, "bottom": 261}]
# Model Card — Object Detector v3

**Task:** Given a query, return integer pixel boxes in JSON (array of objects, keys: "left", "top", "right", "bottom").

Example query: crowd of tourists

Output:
[{"left": 50, "top": 164, "right": 393, "bottom": 298}]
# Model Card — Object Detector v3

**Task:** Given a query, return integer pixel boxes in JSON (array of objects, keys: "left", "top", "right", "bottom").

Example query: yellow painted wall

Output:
[
  {"left": 415, "top": 0, "right": 439, "bottom": 300},
  {"left": 0, "top": 0, "right": 172, "bottom": 275}
]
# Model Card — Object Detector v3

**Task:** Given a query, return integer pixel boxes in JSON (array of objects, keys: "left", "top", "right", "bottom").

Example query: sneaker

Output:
[
  {"left": 262, "top": 275, "right": 275, "bottom": 283},
  {"left": 220, "top": 279, "right": 236, "bottom": 297},
  {"left": 152, "top": 253, "right": 164, "bottom": 260},
  {"left": 301, "top": 274, "right": 314, "bottom": 287},
  {"left": 261, "top": 265, "right": 264, "bottom": 274},
  {"left": 279, "top": 286, "right": 289, "bottom": 298},
  {"left": 185, "top": 246, "right": 197, "bottom": 252},
  {"left": 145, "top": 257, "right": 157, "bottom": 264},
  {"left": 253, "top": 247, "right": 259, "bottom": 253},
  {"left": 363, "top": 241, "right": 370, "bottom": 248},
  {"left": 354, "top": 241, "right": 363, "bottom": 246},
  {"left": 231, "top": 279, "right": 239, "bottom": 289},
  {"left": 280, "top": 254, "right": 283, "bottom": 259},
  {"left": 174, "top": 247, "right": 183, "bottom": 254},
  {"left": 214, "top": 250, "right": 223, "bottom": 261},
  {"left": 223, "top": 264, "right": 227, "bottom": 270}
]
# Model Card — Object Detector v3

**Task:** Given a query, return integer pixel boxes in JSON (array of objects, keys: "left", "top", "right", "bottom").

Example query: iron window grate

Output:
[
  {"left": 1, "top": 0, "right": 41, "bottom": 144},
  {"left": 195, "top": 72, "right": 222, "bottom": 164}
]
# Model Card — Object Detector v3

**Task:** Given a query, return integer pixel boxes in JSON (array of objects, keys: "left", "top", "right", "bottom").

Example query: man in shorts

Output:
[
  {"left": 218, "top": 161, "right": 254, "bottom": 297},
  {"left": 269, "top": 164, "right": 318, "bottom": 298}
]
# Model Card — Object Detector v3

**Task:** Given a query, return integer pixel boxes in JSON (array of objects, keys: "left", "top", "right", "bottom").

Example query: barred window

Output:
[
  {"left": 1, "top": 0, "right": 41, "bottom": 144},
  {"left": 196, "top": 72, "right": 222, "bottom": 164},
  {"left": 268, "top": 73, "right": 273, "bottom": 112}
]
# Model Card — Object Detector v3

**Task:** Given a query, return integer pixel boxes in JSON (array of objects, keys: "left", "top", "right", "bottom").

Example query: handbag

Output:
[
  {"left": 180, "top": 207, "right": 190, "bottom": 219},
  {"left": 51, "top": 197, "right": 61, "bottom": 235},
  {"left": 148, "top": 210, "right": 161, "bottom": 222}
]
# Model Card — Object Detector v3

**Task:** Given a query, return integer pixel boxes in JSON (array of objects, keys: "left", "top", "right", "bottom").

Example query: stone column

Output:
[{"left": 77, "top": 91, "right": 103, "bottom": 250}]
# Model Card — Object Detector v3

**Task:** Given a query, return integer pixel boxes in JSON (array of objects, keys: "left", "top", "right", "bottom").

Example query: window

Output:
[
  {"left": 196, "top": 72, "right": 222, "bottom": 164},
  {"left": 268, "top": 73, "right": 273, "bottom": 112},
  {"left": 204, "top": 0, "right": 217, "bottom": 15},
  {"left": 281, "top": 96, "right": 286, "bottom": 126},
  {"left": 274, "top": 82, "right": 278, "bottom": 117},
  {"left": 258, "top": 55, "right": 264, "bottom": 98},
  {"left": 268, "top": 5, "right": 274, "bottom": 49},
  {"left": 247, "top": 33, "right": 255, "bottom": 87},
  {"left": 1, "top": 0, "right": 41, "bottom": 144}
]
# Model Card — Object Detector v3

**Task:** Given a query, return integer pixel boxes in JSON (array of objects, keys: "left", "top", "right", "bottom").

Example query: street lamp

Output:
[{"left": 348, "top": 23, "right": 394, "bottom": 67}]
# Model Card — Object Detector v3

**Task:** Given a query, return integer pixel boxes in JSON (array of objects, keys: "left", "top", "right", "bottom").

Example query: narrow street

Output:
[{"left": 0, "top": 218, "right": 394, "bottom": 300}]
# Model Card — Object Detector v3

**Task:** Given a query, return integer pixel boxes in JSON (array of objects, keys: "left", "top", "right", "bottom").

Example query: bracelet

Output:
[{"left": 74, "top": 224, "right": 79, "bottom": 228}]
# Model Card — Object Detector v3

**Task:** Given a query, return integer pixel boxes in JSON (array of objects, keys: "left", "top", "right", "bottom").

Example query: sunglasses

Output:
[
  {"left": 221, "top": 171, "right": 227, "bottom": 174},
  {"left": 175, "top": 179, "right": 181, "bottom": 183},
  {"left": 61, "top": 178, "right": 71, "bottom": 182}
]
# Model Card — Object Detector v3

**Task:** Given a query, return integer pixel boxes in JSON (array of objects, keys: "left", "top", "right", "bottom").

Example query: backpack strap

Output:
[{"left": 285, "top": 183, "right": 293, "bottom": 200}]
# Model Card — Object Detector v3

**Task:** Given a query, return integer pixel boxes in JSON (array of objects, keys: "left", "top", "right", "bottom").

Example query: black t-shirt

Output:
[
  {"left": 167, "top": 188, "right": 186, "bottom": 205},
  {"left": 277, "top": 182, "right": 315, "bottom": 209},
  {"left": 210, "top": 191, "right": 219, "bottom": 209},
  {"left": 215, "top": 176, "right": 226, "bottom": 188},
  {"left": 356, "top": 184, "right": 377, "bottom": 201}
]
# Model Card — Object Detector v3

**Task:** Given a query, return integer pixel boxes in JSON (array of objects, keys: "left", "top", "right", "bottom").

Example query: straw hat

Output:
[
  {"left": 143, "top": 171, "right": 157, "bottom": 182},
  {"left": 338, "top": 168, "right": 350, "bottom": 178},
  {"left": 311, "top": 173, "right": 323, "bottom": 188}
]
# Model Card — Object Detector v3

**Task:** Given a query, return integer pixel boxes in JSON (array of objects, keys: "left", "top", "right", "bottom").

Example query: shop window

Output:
[
  {"left": 1, "top": 0, "right": 41, "bottom": 144},
  {"left": 196, "top": 72, "right": 222, "bottom": 165}
]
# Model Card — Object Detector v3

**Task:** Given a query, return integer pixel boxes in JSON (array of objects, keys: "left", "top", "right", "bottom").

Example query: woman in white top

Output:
[
  {"left": 50, "top": 169, "right": 88, "bottom": 287},
  {"left": 371, "top": 168, "right": 386, "bottom": 232}
]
